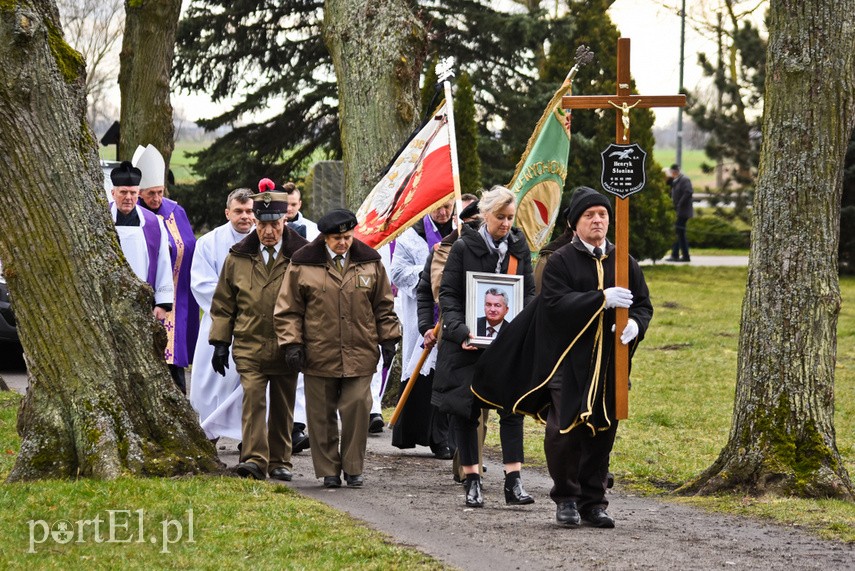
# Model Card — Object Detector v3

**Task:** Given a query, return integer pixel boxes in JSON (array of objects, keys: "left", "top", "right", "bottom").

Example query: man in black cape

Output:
[{"left": 472, "top": 186, "right": 652, "bottom": 528}]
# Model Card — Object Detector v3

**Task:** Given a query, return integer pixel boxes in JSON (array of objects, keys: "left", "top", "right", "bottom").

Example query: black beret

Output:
[
  {"left": 317, "top": 208, "right": 358, "bottom": 234},
  {"left": 566, "top": 186, "right": 613, "bottom": 230},
  {"left": 459, "top": 200, "right": 480, "bottom": 220},
  {"left": 110, "top": 161, "right": 142, "bottom": 187}
]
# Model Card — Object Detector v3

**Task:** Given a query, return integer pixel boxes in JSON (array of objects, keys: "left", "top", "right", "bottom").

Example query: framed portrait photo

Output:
[{"left": 465, "top": 271, "right": 524, "bottom": 348}]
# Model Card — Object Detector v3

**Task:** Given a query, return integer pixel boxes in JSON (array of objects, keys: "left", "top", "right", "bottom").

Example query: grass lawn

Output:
[
  {"left": 655, "top": 148, "right": 718, "bottom": 190},
  {"left": 2, "top": 266, "right": 854, "bottom": 566},
  {"left": 487, "top": 266, "right": 855, "bottom": 542},
  {"left": 0, "top": 393, "right": 445, "bottom": 569}
]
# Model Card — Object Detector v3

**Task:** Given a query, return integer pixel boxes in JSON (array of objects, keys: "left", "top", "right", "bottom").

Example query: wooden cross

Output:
[{"left": 562, "top": 38, "right": 686, "bottom": 420}]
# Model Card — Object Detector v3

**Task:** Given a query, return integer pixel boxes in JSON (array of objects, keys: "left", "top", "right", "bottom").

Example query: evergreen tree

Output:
[
  {"left": 686, "top": 11, "right": 767, "bottom": 223},
  {"left": 542, "top": 0, "right": 673, "bottom": 261},
  {"left": 420, "top": 55, "right": 440, "bottom": 118},
  {"left": 174, "top": 1, "right": 337, "bottom": 226},
  {"left": 453, "top": 71, "right": 482, "bottom": 194}
]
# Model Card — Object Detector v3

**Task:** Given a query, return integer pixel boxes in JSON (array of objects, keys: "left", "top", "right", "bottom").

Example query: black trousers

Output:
[
  {"left": 455, "top": 408, "right": 524, "bottom": 467},
  {"left": 672, "top": 215, "right": 690, "bottom": 259},
  {"left": 544, "top": 377, "right": 617, "bottom": 513},
  {"left": 169, "top": 364, "right": 186, "bottom": 395}
]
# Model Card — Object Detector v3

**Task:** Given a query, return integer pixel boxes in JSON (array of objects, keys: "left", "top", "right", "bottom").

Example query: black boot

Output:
[
  {"left": 504, "top": 471, "right": 534, "bottom": 505},
  {"left": 464, "top": 474, "right": 483, "bottom": 508}
]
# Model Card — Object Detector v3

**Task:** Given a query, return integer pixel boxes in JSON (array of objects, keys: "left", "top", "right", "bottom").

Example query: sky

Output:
[{"left": 168, "top": 1, "right": 759, "bottom": 131}]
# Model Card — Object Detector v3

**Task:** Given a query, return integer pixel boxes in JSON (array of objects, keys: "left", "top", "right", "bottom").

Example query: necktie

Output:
[
  {"left": 334, "top": 254, "right": 344, "bottom": 274},
  {"left": 265, "top": 246, "right": 276, "bottom": 271},
  {"left": 487, "top": 326, "right": 496, "bottom": 338},
  {"left": 593, "top": 246, "right": 603, "bottom": 259}
]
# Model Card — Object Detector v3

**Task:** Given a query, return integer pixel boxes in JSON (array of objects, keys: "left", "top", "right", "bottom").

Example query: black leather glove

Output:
[
  {"left": 211, "top": 343, "right": 229, "bottom": 377},
  {"left": 284, "top": 344, "right": 305, "bottom": 372},
  {"left": 380, "top": 341, "right": 397, "bottom": 369}
]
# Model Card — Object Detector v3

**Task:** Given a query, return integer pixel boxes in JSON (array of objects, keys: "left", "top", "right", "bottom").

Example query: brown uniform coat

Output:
[
  {"left": 209, "top": 227, "right": 308, "bottom": 373},
  {"left": 274, "top": 237, "right": 401, "bottom": 377}
]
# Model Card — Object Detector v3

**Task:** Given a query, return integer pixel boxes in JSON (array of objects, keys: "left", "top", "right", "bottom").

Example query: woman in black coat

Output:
[{"left": 432, "top": 185, "right": 536, "bottom": 508}]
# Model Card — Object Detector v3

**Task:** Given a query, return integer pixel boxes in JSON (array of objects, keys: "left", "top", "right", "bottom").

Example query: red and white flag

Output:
[{"left": 354, "top": 101, "right": 455, "bottom": 249}]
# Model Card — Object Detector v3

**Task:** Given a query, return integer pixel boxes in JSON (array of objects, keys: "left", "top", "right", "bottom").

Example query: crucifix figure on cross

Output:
[{"left": 562, "top": 37, "right": 686, "bottom": 419}]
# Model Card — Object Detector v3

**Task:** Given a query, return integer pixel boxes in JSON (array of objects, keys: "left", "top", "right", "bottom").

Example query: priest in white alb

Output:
[{"left": 189, "top": 188, "right": 255, "bottom": 440}]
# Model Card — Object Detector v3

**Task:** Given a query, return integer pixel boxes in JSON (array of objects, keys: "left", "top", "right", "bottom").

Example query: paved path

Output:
[
  {"left": 650, "top": 255, "right": 749, "bottom": 267},
  {"left": 216, "top": 431, "right": 852, "bottom": 571}
]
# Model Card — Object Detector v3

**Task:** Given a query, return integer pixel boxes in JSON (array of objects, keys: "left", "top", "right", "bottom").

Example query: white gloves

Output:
[
  {"left": 610, "top": 319, "right": 639, "bottom": 345},
  {"left": 603, "top": 287, "right": 633, "bottom": 309}
]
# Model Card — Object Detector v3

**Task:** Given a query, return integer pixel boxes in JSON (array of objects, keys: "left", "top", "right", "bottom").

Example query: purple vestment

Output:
[{"left": 144, "top": 197, "right": 200, "bottom": 367}]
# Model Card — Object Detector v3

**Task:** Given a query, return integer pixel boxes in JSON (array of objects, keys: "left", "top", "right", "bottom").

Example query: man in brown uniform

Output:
[
  {"left": 275, "top": 209, "right": 401, "bottom": 488},
  {"left": 209, "top": 183, "right": 308, "bottom": 480}
]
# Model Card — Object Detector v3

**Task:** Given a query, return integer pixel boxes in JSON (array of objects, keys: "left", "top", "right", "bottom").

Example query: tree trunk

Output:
[
  {"left": 682, "top": 0, "right": 855, "bottom": 499},
  {"left": 323, "top": 0, "right": 426, "bottom": 206},
  {"left": 0, "top": 0, "right": 219, "bottom": 481},
  {"left": 118, "top": 0, "right": 180, "bottom": 168}
]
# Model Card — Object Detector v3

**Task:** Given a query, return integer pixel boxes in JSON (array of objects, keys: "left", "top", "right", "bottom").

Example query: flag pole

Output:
[
  {"left": 444, "top": 78, "right": 464, "bottom": 227},
  {"left": 390, "top": 76, "right": 462, "bottom": 428}
]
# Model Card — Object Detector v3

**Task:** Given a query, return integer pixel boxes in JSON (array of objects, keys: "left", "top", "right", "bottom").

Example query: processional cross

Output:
[{"left": 562, "top": 38, "right": 686, "bottom": 419}]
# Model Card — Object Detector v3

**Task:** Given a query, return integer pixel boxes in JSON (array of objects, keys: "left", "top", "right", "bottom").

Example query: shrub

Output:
[{"left": 686, "top": 215, "right": 750, "bottom": 249}]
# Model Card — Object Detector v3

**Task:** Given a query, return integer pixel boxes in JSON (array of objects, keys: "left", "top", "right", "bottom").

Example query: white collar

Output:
[
  {"left": 579, "top": 237, "right": 608, "bottom": 255},
  {"left": 260, "top": 239, "right": 282, "bottom": 255},
  {"left": 325, "top": 244, "right": 346, "bottom": 260}
]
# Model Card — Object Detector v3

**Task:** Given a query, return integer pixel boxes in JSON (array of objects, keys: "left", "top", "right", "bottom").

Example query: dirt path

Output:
[{"left": 218, "top": 432, "right": 854, "bottom": 571}]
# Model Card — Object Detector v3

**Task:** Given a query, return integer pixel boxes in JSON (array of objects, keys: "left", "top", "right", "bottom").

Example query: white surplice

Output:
[
  {"left": 111, "top": 203, "right": 174, "bottom": 307},
  {"left": 188, "top": 221, "right": 251, "bottom": 439}
]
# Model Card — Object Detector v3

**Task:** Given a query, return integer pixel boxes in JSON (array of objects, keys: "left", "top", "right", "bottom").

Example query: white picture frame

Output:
[{"left": 465, "top": 271, "right": 524, "bottom": 348}]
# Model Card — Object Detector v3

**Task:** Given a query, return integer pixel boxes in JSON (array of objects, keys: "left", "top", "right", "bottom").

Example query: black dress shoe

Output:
[
  {"left": 269, "top": 467, "right": 292, "bottom": 481},
  {"left": 606, "top": 472, "right": 615, "bottom": 489},
  {"left": 556, "top": 501, "right": 581, "bottom": 526},
  {"left": 582, "top": 506, "right": 615, "bottom": 528},
  {"left": 504, "top": 476, "right": 535, "bottom": 505},
  {"left": 344, "top": 473, "right": 364, "bottom": 487},
  {"left": 431, "top": 445, "right": 454, "bottom": 460},
  {"left": 464, "top": 477, "right": 484, "bottom": 508},
  {"left": 369, "top": 413, "right": 384, "bottom": 434},
  {"left": 323, "top": 475, "right": 342, "bottom": 488},
  {"left": 235, "top": 461, "right": 265, "bottom": 480},
  {"left": 292, "top": 430, "right": 310, "bottom": 453}
]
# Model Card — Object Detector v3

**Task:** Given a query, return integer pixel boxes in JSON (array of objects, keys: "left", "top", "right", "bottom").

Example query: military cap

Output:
[
  {"left": 251, "top": 178, "right": 289, "bottom": 221},
  {"left": 317, "top": 209, "right": 358, "bottom": 234},
  {"left": 110, "top": 161, "right": 142, "bottom": 187}
]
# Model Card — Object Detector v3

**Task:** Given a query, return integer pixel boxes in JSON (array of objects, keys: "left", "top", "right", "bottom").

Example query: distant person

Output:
[
  {"left": 208, "top": 184, "right": 308, "bottom": 480},
  {"left": 275, "top": 209, "right": 401, "bottom": 488},
  {"left": 189, "top": 188, "right": 255, "bottom": 441},
  {"left": 666, "top": 163, "right": 694, "bottom": 262},
  {"left": 476, "top": 288, "right": 510, "bottom": 338},
  {"left": 134, "top": 144, "right": 200, "bottom": 394},
  {"left": 109, "top": 161, "right": 174, "bottom": 322},
  {"left": 284, "top": 185, "right": 319, "bottom": 240}
]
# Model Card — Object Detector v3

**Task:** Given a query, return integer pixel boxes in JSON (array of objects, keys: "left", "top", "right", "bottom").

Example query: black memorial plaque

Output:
[{"left": 600, "top": 143, "right": 647, "bottom": 198}]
